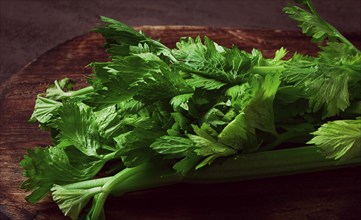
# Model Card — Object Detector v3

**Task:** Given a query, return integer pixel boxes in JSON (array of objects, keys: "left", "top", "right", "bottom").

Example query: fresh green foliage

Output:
[
  {"left": 52, "top": 184, "right": 103, "bottom": 220},
  {"left": 21, "top": 1, "right": 361, "bottom": 219},
  {"left": 308, "top": 119, "right": 361, "bottom": 161},
  {"left": 94, "top": 16, "right": 176, "bottom": 61},
  {"left": 29, "top": 95, "right": 62, "bottom": 123},
  {"left": 20, "top": 147, "right": 105, "bottom": 204},
  {"left": 283, "top": 0, "right": 360, "bottom": 53}
]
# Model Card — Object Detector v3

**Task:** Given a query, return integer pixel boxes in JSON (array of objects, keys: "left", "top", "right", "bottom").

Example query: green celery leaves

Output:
[
  {"left": 308, "top": 119, "right": 361, "bottom": 161},
  {"left": 21, "top": 147, "right": 104, "bottom": 204},
  {"left": 21, "top": 1, "right": 361, "bottom": 219}
]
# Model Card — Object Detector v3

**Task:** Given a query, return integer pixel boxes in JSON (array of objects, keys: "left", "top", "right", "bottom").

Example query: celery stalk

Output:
[{"left": 185, "top": 146, "right": 361, "bottom": 183}]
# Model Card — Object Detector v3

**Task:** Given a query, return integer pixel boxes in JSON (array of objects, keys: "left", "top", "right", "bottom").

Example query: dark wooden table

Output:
[{"left": 1, "top": 26, "right": 360, "bottom": 220}]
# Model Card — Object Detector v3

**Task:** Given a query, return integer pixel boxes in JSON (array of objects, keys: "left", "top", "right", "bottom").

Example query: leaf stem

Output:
[
  {"left": 61, "top": 177, "right": 113, "bottom": 189},
  {"left": 102, "top": 151, "right": 118, "bottom": 161},
  {"left": 63, "top": 86, "right": 94, "bottom": 98},
  {"left": 260, "top": 131, "right": 310, "bottom": 151},
  {"left": 89, "top": 192, "right": 108, "bottom": 220},
  {"left": 252, "top": 65, "right": 285, "bottom": 75},
  {"left": 305, "top": 0, "right": 360, "bottom": 53}
]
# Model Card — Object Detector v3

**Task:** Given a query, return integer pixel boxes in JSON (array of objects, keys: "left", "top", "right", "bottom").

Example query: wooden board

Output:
[{"left": 1, "top": 26, "right": 361, "bottom": 220}]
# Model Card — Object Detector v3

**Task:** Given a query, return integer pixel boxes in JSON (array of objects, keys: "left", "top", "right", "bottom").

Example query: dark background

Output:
[{"left": 1, "top": 0, "right": 360, "bottom": 85}]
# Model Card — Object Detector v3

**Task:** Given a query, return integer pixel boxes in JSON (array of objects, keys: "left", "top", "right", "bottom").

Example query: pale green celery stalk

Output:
[
  {"left": 60, "top": 86, "right": 94, "bottom": 98},
  {"left": 53, "top": 79, "right": 94, "bottom": 98},
  {"left": 55, "top": 146, "right": 360, "bottom": 219},
  {"left": 185, "top": 146, "right": 361, "bottom": 183},
  {"left": 56, "top": 163, "right": 183, "bottom": 220},
  {"left": 60, "top": 176, "right": 113, "bottom": 190}
]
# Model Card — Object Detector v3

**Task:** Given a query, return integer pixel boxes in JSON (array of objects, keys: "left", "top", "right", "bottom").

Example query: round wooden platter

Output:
[{"left": 1, "top": 26, "right": 361, "bottom": 220}]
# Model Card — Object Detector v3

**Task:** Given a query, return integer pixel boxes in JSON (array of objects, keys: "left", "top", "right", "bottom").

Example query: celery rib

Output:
[{"left": 185, "top": 146, "right": 361, "bottom": 183}]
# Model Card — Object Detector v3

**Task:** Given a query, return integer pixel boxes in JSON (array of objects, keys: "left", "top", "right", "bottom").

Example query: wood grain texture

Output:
[{"left": 0, "top": 26, "right": 360, "bottom": 220}]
